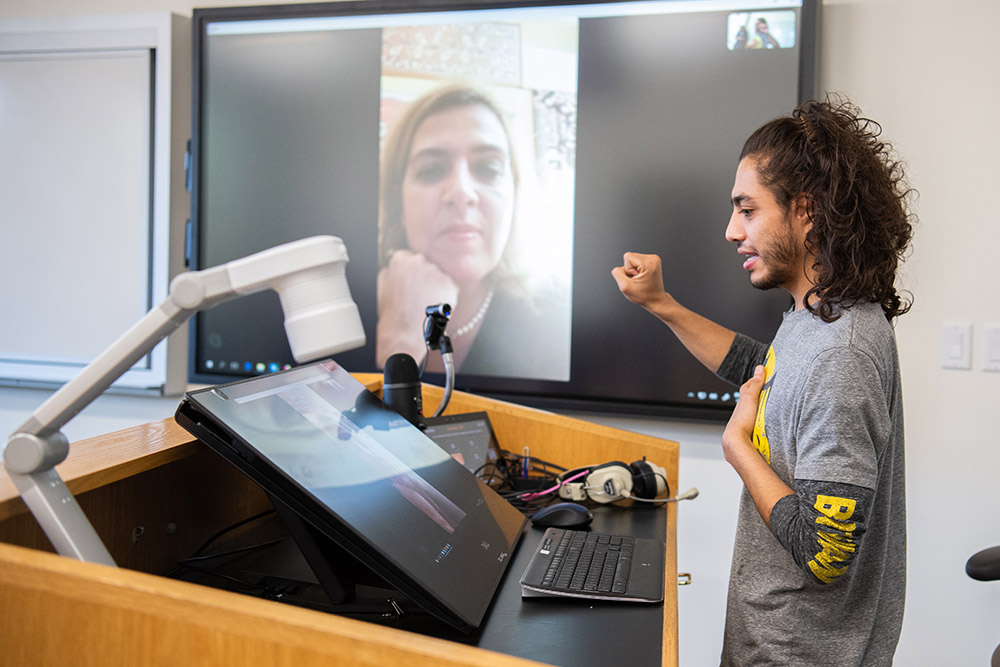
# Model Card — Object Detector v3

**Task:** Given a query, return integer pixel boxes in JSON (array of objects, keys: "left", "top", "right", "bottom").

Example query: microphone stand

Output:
[{"left": 423, "top": 305, "right": 454, "bottom": 417}]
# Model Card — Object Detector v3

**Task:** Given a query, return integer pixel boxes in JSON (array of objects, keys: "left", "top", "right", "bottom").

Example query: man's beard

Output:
[{"left": 748, "top": 219, "right": 801, "bottom": 291}]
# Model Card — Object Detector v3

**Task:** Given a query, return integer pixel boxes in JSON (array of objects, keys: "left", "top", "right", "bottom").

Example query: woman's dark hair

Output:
[{"left": 739, "top": 94, "right": 916, "bottom": 321}]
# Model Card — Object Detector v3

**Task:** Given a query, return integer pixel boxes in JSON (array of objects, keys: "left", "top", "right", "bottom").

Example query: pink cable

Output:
[{"left": 519, "top": 468, "right": 590, "bottom": 501}]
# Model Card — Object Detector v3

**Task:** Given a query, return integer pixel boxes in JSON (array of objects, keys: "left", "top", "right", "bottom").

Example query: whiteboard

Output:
[
  {"left": 0, "top": 49, "right": 152, "bottom": 368},
  {"left": 0, "top": 13, "right": 190, "bottom": 395}
]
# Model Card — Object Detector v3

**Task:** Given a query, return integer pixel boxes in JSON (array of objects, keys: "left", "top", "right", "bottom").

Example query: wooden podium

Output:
[{"left": 0, "top": 376, "right": 679, "bottom": 666}]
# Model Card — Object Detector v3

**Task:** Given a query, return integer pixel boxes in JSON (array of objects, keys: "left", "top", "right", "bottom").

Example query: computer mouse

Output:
[{"left": 530, "top": 502, "right": 593, "bottom": 529}]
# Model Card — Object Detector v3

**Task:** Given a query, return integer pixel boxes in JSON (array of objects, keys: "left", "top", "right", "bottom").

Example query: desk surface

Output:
[
  {"left": 177, "top": 501, "right": 668, "bottom": 666},
  {"left": 478, "top": 505, "right": 667, "bottom": 665},
  {"left": 0, "top": 377, "right": 679, "bottom": 666}
]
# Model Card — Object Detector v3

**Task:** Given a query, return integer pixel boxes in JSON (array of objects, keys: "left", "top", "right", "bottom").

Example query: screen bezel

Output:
[{"left": 424, "top": 411, "right": 504, "bottom": 475}]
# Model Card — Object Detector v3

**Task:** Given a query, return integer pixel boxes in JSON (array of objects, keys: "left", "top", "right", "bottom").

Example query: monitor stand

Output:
[
  {"left": 235, "top": 494, "right": 420, "bottom": 620},
  {"left": 171, "top": 494, "right": 421, "bottom": 624},
  {"left": 263, "top": 496, "right": 360, "bottom": 602}
]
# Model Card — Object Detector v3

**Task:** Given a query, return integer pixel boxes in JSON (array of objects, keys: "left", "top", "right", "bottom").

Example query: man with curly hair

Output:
[{"left": 613, "top": 96, "right": 914, "bottom": 666}]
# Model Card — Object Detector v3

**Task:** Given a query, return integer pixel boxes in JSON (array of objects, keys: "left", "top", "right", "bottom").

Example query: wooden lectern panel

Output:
[{"left": 0, "top": 541, "right": 542, "bottom": 667}]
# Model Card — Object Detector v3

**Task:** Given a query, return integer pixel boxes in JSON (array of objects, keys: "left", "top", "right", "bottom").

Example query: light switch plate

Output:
[
  {"left": 941, "top": 322, "right": 972, "bottom": 370},
  {"left": 982, "top": 326, "right": 1000, "bottom": 372}
]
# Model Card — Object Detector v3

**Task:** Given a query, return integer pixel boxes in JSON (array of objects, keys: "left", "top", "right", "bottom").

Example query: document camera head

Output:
[
  {"left": 221, "top": 235, "right": 367, "bottom": 362},
  {"left": 170, "top": 236, "right": 365, "bottom": 362}
]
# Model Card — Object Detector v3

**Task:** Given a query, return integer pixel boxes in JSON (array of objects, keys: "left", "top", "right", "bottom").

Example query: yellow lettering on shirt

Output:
[
  {"left": 751, "top": 347, "right": 776, "bottom": 464},
  {"left": 808, "top": 494, "right": 858, "bottom": 584},
  {"left": 816, "top": 496, "right": 856, "bottom": 521}
]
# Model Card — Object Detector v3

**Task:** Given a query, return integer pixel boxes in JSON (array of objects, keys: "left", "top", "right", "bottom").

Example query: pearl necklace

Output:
[{"left": 453, "top": 287, "right": 495, "bottom": 337}]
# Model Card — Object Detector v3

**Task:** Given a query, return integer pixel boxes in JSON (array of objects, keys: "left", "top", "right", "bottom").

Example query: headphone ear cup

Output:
[
  {"left": 629, "top": 460, "right": 656, "bottom": 499},
  {"left": 585, "top": 462, "right": 633, "bottom": 503},
  {"left": 629, "top": 459, "right": 668, "bottom": 499}
]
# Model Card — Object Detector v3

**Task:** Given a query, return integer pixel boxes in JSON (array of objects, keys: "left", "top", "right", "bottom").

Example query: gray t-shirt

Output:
[{"left": 715, "top": 302, "right": 906, "bottom": 666}]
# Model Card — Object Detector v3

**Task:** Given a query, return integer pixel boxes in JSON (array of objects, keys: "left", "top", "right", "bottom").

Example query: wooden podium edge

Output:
[{"left": 0, "top": 540, "right": 546, "bottom": 667}]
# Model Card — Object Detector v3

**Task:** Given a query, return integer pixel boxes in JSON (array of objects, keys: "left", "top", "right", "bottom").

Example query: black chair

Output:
[{"left": 967, "top": 546, "right": 1000, "bottom": 666}]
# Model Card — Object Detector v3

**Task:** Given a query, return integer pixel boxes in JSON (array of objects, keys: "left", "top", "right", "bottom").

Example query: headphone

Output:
[{"left": 556, "top": 458, "right": 669, "bottom": 504}]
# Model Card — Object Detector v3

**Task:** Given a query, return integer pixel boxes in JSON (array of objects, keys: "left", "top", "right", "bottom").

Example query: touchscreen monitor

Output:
[
  {"left": 175, "top": 359, "right": 527, "bottom": 633},
  {"left": 424, "top": 411, "right": 503, "bottom": 476}
]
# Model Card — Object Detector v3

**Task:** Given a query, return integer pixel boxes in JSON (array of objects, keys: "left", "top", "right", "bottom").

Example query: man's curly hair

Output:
[{"left": 740, "top": 95, "right": 916, "bottom": 321}]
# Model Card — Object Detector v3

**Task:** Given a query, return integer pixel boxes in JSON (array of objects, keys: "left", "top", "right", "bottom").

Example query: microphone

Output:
[
  {"left": 382, "top": 353, "right": 425, "bottom": 429},
  {"left": 628, "top": 487, "right": 700, "bottom": 504},
  {"left": 673, "top": 487, "right": 700, "bottom": 501}
]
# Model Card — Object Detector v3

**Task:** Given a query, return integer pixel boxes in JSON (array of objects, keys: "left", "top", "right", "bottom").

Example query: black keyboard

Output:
[
  {"left": 544, "top": 529, "right": 634, "bottom": 593},
  {"left": 519, "top": 527, "right": 664, "bottom": 602}
]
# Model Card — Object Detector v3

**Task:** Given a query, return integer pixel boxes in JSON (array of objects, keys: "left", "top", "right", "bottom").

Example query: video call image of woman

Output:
[{"left": 376, "top": 84, "right": 572, "bottom": 382}]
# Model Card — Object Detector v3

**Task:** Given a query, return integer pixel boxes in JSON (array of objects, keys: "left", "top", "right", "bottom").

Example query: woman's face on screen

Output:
[{"left": 401, "top": 103, "right": 515, "bottom": 286}]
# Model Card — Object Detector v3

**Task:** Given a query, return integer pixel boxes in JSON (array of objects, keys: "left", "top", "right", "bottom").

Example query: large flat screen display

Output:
[{"left": 189, "top": 0, "right": 818, "bottom": 420}]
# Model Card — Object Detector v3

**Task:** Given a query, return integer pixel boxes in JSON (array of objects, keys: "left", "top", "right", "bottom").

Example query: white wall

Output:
[
  {"left": 2, "top": 0, "right": 999, "bottom": 664},
  {"left": 818, "top": 2, "right": 1000, "bottom": 665}
]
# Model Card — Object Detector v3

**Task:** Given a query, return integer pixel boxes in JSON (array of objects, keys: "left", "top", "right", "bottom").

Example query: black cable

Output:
[
  {"left": 177, "top": 537, "right": 286, "bottom": 565},
  {"left": 472, "top": 461, "right": 508, "bottom": 488},
  {"left": 190, "top": 508, "right": 276, "bottom": 558},
  {"left": 174, "top": 562, "right": 271, "bottom": 593},
  {"left": 479, "top": 448, "right": 570, "bottom": 515},
  {"left": 504, "top": 449, "right": 567, "bottom": 472},
  {"left": 164, "top": 508, "right": 280, "bottom": 581}
]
